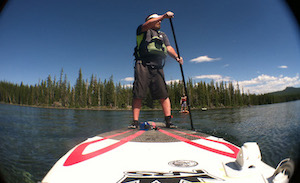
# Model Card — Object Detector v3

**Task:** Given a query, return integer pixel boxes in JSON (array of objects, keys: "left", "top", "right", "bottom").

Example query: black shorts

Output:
[{"left": 133, "top": 61, "right": 168, "bottom": 100}]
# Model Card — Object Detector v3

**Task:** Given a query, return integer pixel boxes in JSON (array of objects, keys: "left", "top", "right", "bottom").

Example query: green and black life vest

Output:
[{"left": 134, "top": 29, "right": 168, "bottom": 60}]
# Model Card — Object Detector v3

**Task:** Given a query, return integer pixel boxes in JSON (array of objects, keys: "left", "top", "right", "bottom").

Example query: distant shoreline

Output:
[
  {"left": 0, "top": 102, "right": 247, "bottom": 111},
  {"left": 0, "top": 102, "right": 131, "bottom": 111}
]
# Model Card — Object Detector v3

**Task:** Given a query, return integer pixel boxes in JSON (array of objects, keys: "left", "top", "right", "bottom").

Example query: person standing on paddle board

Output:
[
  {"left": 130, "top": 11, "right": 183, "bottom": 129},
  {"left": 180, "top": 95, "right": 188, "bottom": 112}
]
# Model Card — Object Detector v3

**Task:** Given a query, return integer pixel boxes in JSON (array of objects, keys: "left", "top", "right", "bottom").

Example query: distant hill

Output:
[
  {"left": 264, "top": 87, "right": 300, "bottom": 103},
  {"left": 268, "top": 87, "right": 300, "bottom": 96}
]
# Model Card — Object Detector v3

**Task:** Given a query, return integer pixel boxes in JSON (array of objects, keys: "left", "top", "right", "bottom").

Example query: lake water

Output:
[{"left": 0, "top": 101, "right": 300, "bottom": 183}]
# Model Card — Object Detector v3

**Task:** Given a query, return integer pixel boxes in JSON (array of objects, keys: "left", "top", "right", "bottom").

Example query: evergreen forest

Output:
[{"left": 0, "top": 69, "right": 299, "bottom": 110}]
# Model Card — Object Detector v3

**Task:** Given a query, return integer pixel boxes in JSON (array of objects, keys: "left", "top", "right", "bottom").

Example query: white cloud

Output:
[
  {"left": 121, "top": 77, "right": 134, "bottom": 82},
  {"left": 193, "top": 74, "right": 231, "bottom": 82},
  {"left": 190, "top": 55, "right": 221, "bottom": 63},
  {"left": 191, "top": 73, "right": 300, "bottom": 94},
  {"left": 166, "top": 79, "right": 181, "bottom": 85},
  {"left": 237, "top": 74, "right": 300, "bottom": 94},
  {"left": 278, "top": 65, "right": 288, "bottom": 69},
  {"left": 122, "top": 83, "right": 133, "bottom": 88}
]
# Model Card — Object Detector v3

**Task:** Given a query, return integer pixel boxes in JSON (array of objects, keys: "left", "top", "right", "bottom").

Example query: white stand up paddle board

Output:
[{"left": 42, "top": 122, "right": 293, "bottom": 183}]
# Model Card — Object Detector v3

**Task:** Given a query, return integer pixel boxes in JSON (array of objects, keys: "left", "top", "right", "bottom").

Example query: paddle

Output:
[{"left": 169, "top": 18, "right": 195, "bottom": 131}]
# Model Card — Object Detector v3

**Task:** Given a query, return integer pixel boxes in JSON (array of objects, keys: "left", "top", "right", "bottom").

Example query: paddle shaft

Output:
[{"left": 169, "top": 18, "right": 194, "bottom": 131}]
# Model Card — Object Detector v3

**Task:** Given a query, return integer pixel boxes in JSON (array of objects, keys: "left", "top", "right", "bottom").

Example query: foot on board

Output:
[
  {"left": 128, "top": 120, "right": 139, "bottom": 129},
  {"left": 165, "top": 116, "right": 177, "bottom": 128},
  {"left": 165, "top": 122, "right": 177, "bottom": 128}
]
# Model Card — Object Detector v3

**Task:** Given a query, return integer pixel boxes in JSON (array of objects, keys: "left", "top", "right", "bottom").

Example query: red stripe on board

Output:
[
  {"left": 64, "top": 130, "right": 145, "bottom": 166},
  {"left": 159, "top": 129, "right": 239, "bottom": 158},
  {"left": 172, "top": 130, "right": 240, "bottom": 158}
]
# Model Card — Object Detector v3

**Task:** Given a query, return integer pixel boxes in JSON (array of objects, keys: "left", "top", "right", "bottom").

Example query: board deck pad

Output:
[{"left": 101, "top": 122, "right": 209, "bottom": 142}]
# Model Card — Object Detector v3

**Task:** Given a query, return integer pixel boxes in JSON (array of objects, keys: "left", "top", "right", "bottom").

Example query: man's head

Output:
[
  {"left": 145, "top": 13, "right": 161, "bottom": 30},
  {"left": 145, "top": 14, "right": 160, "bottom": 21}
]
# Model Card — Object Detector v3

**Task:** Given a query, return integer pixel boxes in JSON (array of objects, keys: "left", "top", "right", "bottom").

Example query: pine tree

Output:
[
  {"left": 75, "top": 68, "right": 83, "bottom": 108},
  {"left": 104, "top": 75, "right": 115, "bottom": 107},
  {"left": 61, "top": 74, "right": 68, "bottom": 107},
  {"left": 46, "top": 75, "right": 53, "bottom": 105}
]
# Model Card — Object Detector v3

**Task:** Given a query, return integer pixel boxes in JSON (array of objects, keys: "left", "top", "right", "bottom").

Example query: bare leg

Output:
[
  {"left": 160, "top": 97, "right": 171, "bottom": 117},
  {"left": 132, "top": 98, "right": 142, "bottom": 121}
]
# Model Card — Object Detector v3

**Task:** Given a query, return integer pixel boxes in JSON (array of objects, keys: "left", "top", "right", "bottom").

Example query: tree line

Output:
[{"left": 0, "top": 69, "right": 297, "bottom": 109}]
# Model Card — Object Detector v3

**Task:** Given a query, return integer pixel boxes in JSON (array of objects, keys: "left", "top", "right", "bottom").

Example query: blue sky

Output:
[{"left": 1, "top": 0, "right": 299, "bottom": 94}]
